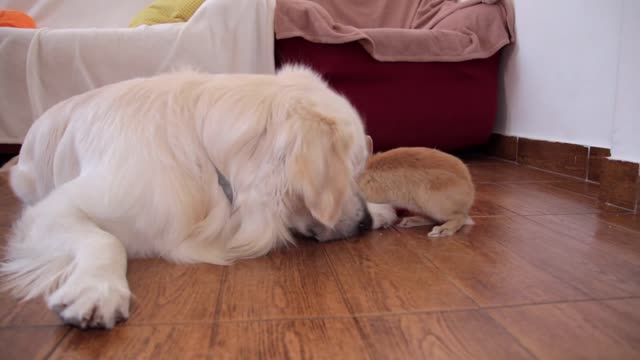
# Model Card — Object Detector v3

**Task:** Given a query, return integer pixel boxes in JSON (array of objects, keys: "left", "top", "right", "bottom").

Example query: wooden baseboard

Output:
[
  {"left": 485, "top": 134, "right": 638, "bottom": 212},
  {"left": 599, "top": 159, "right": 639, "bottom": 212},
  {"left": 587, "top": 147, "right": 611, "bottom": 183},
  {"left": 517, "top": 138, "right": 588, "bottom": 179},
  {"left": 485, "top": 134, "right": 518, "bottom": 162}
]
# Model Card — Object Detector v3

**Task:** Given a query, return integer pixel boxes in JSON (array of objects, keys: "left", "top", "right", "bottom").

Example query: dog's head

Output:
[{"left": 273, "top": 65, "right": 372, "bottom": 241}]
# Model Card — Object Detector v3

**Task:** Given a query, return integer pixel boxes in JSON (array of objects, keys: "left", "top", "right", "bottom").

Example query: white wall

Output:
[
  {"left": 610, "top": 0, "right": 640, "bottom": 163},
  {"left": 496, "top": 0, "right": 639, "bottom": 162}
]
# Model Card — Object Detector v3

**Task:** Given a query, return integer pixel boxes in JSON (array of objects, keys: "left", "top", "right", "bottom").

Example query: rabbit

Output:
[{"left": 358, "top": 136, "right": 475, "bottom": 237}]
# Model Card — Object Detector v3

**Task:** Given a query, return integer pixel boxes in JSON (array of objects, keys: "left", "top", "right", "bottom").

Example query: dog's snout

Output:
[{"left": 357, "top": 207, "right": 373, "bottom": 233}]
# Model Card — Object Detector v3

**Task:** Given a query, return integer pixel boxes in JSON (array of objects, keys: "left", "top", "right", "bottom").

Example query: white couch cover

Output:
[{"left": 0, "top": 0, "right": 276, "bottom": 143}]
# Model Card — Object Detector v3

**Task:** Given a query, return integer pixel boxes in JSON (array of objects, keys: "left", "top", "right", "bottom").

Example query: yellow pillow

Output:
[{"left": 129, "top": 0, "right": 205, "bottom": 27}]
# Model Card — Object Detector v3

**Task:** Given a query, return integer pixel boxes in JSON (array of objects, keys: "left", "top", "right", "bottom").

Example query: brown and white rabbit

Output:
[{"left": 358, "top": 137, "right": 475, "bottom": 237}]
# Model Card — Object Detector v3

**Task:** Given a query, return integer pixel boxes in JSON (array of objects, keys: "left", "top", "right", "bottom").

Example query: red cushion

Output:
[{"left": 275, "top": 38, "right": 502, "bottom": 152}]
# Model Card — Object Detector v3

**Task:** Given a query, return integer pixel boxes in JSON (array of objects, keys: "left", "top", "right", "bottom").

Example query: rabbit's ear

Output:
[{"left": 366, "top": 135, "right": 373, "bottom": 156}]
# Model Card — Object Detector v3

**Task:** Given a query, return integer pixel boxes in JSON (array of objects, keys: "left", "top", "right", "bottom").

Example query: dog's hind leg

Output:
[{"left": 1, "top": 180, "right": 130, "bottom": 329}]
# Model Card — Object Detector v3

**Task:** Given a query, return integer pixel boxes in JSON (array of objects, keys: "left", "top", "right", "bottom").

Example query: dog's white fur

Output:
[{"left": 1, "top": 66, "right": 396, "bottom": 328}]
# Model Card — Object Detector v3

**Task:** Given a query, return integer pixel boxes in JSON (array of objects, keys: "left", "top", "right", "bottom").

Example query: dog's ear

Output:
[
  {"left": 287, "top": 107, "right": 352, "bottom": 228},
  {"left": 365, "top": 135, "right": 373, "bottom": 156}
]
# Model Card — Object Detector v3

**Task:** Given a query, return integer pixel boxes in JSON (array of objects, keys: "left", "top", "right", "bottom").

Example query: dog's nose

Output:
[{"left": 357, "top": 209, "right": 373, "bottom": 233}]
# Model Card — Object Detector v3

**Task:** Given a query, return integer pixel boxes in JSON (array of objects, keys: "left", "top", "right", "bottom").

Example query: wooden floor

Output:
[{"left": 1, "top": 157, "right": 639, "bottom": 359}]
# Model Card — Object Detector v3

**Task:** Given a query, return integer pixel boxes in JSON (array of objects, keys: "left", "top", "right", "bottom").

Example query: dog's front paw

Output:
[
  {"left": 47, "top": 274, "right": 130, "bottom": 329},
  {"left": 367, "top": 203, "right": 398, "bottom": 229}
]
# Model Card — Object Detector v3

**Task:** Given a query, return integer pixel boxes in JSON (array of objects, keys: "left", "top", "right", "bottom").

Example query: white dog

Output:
[{"left": 1, "top": 65, "right": 397, "bottom": 329}]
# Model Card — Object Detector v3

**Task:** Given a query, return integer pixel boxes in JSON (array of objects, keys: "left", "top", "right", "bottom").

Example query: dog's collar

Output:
[{"left": 214, "top": 165, "right": 234, "bottom": 204}]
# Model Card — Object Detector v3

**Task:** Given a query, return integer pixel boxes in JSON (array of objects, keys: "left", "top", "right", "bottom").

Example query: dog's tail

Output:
[
  {"left": 0, "top": 157, "right": 73, "bottom": 300},
  {"left": 0, "top": 213, "right": 75, "bottom": 300},
  {"left": 9, "top": 161, "right": 41, "bottom": 206}
]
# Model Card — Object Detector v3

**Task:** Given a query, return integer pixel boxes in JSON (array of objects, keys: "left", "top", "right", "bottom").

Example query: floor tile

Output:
[
  {"left": 481, "top": 216, "right": 640, "bottom": 298},
  {"left": 597, "top": 213, "right": 640, "bottom": 233},
  {"left": 488, "top": 299, "right": 640, "bottom": 360},
  {"left": 470, "top": 185, "right": 517, "bottom": 217},
  {"left": 544, "top": 180, "right": 601, "bottom": 199},
  {"left": 219, "top": 241, "right": 350, "bottom": 320},
  {"left": 35, "top": 320, "right": 371, "bottom": 359},
  {"left": 324, "top": 230, "right": 477, "bottom": 314},
  {"left": 212, "top": 318, "right": 370, "bottom": 360},
  {"left": 357, "top": 310, "right": 533, "bottom": 360},
  {"left": 0, "top": 326, "right": 68, "bottom": 360},
  {"left": 0, "top": 295, "right": 62, "bottom": 327},
  {"left": 402, "top": 222, "right": 588, "bottom": 307},
  {"left": 468, "top": 162, "right": 574, "bottom": 183},
  {"left": 527, "top": 214, "right": 640, "bottom": 266},
  {"left": 126, "top": 258, "right": 223, "bottom": 324},
  {"left": 50, "top": 324, "right": 213, "bottom": 359},
  {"left": 477, "top": 183, "right": 625, "bottom": 216}
]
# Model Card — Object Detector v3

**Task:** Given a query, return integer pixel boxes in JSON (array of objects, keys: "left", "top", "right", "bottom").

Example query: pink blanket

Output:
[{"left": 275, "top": 0, "right": 515, "bottom": 62}]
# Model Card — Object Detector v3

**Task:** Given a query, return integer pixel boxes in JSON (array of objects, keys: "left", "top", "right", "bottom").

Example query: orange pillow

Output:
[{"left": 0, "top": 9, "right": 37, "bottom": 29}]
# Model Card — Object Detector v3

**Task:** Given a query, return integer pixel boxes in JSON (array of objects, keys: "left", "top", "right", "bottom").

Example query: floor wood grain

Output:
[
  {"left": 544, "top": 180, "right": 601, "bottom": 199},
  {"left": 597, "top": 213, "right": 640, "bottom": 233},
  {"left": 470, "top": 186, "right": 518, "bottom": 217},
  {"left": 488, "top": 299, "right": 640, "bottom": 360},
  {"left": 323, "top": 230, "right": 477, "bottom": 314},
  {"left": 357, "top": 311, "right": 533, "bottom": 360},
  {"left": 527, "top": 214, "right": 640, "bottom": 266},
  {"left": 50, "top": 325, "right": 214, "bottom": 360},
  {"left": 2, "top": 158, "right": 640, "bottom": 359},
  {"left": 478, "top": 216, "right": 640, "bottom": 298},
  {"left": 468, "top": 161, "right": 573, "bottom": 183},
  {"left": 0, "top": 326, "right": 68, "bottom": 360},
  {"left": 212, "top": 318, "right": 370, "bottom": 360},
  {"left": 403, "top": 222, "right": 588, "bottom": 307},
  {"left": 126, "top": 259, "right": 224, "bottom": 324},
  {"left": 0, "top": 295, "right": 62, "bottom": 327},
  {"left": 475, "top": 182, "right": 625, "bottom": 216},
  {"left": 218, "top": 241, "right": 350, "bottom": 321}
]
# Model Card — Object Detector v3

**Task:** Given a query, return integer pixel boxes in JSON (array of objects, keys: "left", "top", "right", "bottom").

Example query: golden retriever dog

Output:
[
  {"left": 358, "top": 137, "right": 474, "bottom": 237},
  {"left": 0, "top": 66, "right": 397, "bottom": 329}
]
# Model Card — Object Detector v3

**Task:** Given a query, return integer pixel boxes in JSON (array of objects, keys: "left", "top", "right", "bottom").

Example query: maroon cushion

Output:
[{"left": 275, "top": 37, "right": 502, "bottom": 152}]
